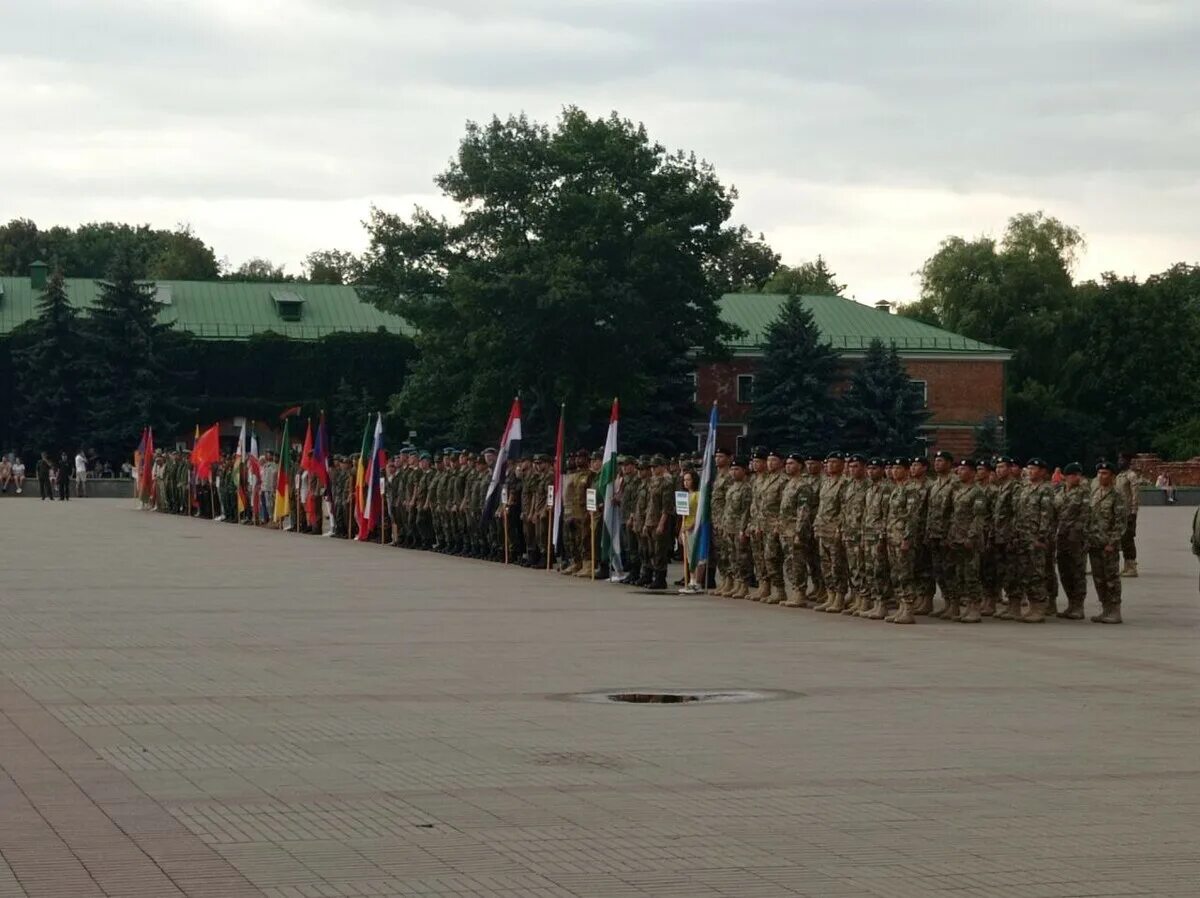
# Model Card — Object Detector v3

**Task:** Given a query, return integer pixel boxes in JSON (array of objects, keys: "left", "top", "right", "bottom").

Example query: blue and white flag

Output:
[{"left": 688, "top": 402, "right": 718, "bottom": 571}]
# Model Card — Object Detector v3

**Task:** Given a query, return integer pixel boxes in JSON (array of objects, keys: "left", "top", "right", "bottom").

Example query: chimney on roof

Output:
[
  {"left": 874, "top": 300, "right": 892, "bottom": 314},
  {"left": 30, "top": 261, "right": 48, "bottom": 290}
]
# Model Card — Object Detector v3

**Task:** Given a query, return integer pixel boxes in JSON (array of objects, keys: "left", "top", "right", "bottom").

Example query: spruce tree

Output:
[
  {"left": 748, "top": 296, "right": 840, "bottom": 453},
  {"left": 973, "top": 414, "right": 1007, "bottom": 456},
  {"left": 839, "top": 339, "right": 930, "bottom": 456},
  {"left": 12, "top": 271, "right": 86, "bottom": 454},
  {"left": 86, "top": 247, "right": 192, "bottom": 460}
]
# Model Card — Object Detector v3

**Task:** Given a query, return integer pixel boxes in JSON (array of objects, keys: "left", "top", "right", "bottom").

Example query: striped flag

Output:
[
  {"left": 688, "top": 402, "right": 718, "bottom": 571},
  {"left": 594, "top": 398, "right": 623, "bottom": 577},
  {"left": 481, "top": 398, "right": 522, "bottom": 524},
  {"left": 354, "top": 413, "right": 372, "bottom": 534},
  {"left": 357, "top": 412, "right": 385, "bottom": 541},
  {"left": 551, "top": 405, "right": 565, "bottom": 549},
  {"left": 273, "top": 417, "right": 292, "bottom": 524},
  {"left": 234, "top": 418, "right": 248, "bottom": 517}
]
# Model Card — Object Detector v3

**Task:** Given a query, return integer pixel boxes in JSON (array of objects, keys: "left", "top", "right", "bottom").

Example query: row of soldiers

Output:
[{"left": 710, "top": 448, "right": 1136, "bottom": 624}]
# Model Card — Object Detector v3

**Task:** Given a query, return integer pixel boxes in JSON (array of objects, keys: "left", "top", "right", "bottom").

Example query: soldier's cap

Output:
[
  {"left": 996, "top": 455, "right": 1016, "bottom": 465},
  {"left": 804, "top": 453, "right": 822, "bottom": 462},
  {"left": 1026, "top": 457, "right": 1049, "bottom": 469},
  {"left": 976, "top": 458, "right": 995, "bottom": 471},
  {"left": 766, "top": 448, "right": 783, "bottom": 459},
  {"left": 715, "top": 447, "right": 730, "bottom": 456},
  {"left": 868, "top": 457, "right": 886, "bottom": 467},
  {"left": 893, "top": 456, "right": 911, "bottom": 467},
  {"left": 933, "top": 450, "right": 954, "bottom": 462},
  {"left": 418, "top": 451, "right": 432, "bottom": 461},
  {"left": 650, "top": 453, "right": 667, "bottom": 466},
  {"left": 825, "top": 450, "right": 843, "bottom": 461},
  {"left": 1063, "top": 462, "right": 1083, "bottom": 475},
  {"left": 1095, "top": 460, "right": 1116, "bottom": 473},
  {"left": 847, "top": 452, "right": 867, "bottom": 464},
  {"left": 585, "top": 450, "right": 598, "bottom": 460},
  {"left": 731, "top": 457, "right": 747, "bottom": 469},
  {"left": 956, "top": 457, "right": 975, "bottom": 468},
  {"left": 785, "top": 451, "right": 803, "bottom": 463},
  {"left": 636, "top": 456, "right": 651, "bottom": 468},
  {"left": 483, "top": 447, "right": 497, "bottom": 455},
  {"left": 531, "top": 453, "right": 547, "bottom": 462},
  {"left": 910, "top": 455, "right": 929, "bottom": 466}
]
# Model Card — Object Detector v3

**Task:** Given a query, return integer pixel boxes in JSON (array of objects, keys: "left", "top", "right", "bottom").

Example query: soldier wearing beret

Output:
[
  {"left": 814, "top": 451, "right": 849, "bottom": 611},
  {"left": 859, "top": 457, "right": 892, "bottom": 619},
  {"left": 1088, "top": 461, "right": 1127, "bottom": 623},
  {"left": 1015, "top": 457, "right": 1057, "bottom": 622},
  {"left": 721, "top": 458, "right": 754, "bottom": 598},
  {"left": 908, "top": 455, "right": 933, "bottom": 614},
  {"left": 1054, "top": 462, "right": 1091, "bottom": 619},
  {"left": 884, "top": 457, "right": 920, "bottom": 623},
  {"left": 799, "top": 455, "right": 824, "bottom": 601},
  {"left": 757, "top": 449, "right": 788, "bottom": 604},
  {"left": 926, "top": 449, "right": 959, "bottom": 618},
  {"left": 776, "top": 452, "right": 808, "bottom": 607},
  {"left": 840, "top": 453, "right": 870, "bottom": 615},
  {"left": 974, "top": 459, "right": 1001, "bottom": 615},
  {"left": 946, "top": 458, "right": 987, "bottom": 622}
]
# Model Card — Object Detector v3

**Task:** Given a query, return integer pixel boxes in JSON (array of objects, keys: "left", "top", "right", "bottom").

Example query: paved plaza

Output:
[{"left": 0, "top": 500, "right": 1197, "bottom": 898}]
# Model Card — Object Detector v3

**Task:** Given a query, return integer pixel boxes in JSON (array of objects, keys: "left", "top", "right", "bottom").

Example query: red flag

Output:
[
  {"left": 279, "top": 405, "right": 301, "bottom": 420},
  {"left": 140, "top": 427, "right": 155, "bottom": 502},
  {"left": 192, "top": 424, "right": 220, "bottom": 479},
  {"left": 300, "top": 420, "right": 317, "bottom": 526}
]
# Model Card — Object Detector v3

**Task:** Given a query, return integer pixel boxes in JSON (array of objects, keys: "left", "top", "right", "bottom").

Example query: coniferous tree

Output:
[
  {"left": 86, "top": 247, "right": 192, "bottom": 460},
  {"left": 839, "top": 339, "right": 930, "bottom": 456},
  {"left": 12, "top": 271, "right": 87, "bottom": 454},
  {"left": 748, "top": 296, "right": 840, "bottom": 452},
  {"left": 973, "top": 414, "right": 1007, "bottom": 456}
]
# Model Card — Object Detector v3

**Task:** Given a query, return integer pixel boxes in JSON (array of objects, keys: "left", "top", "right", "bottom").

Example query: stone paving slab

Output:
[{"left": 1, "top": 500, "right": 1197, "bottom": 897}]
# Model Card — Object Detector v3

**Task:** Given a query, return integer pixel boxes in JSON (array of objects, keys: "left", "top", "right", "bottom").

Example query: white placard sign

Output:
[
  {"left": 500, "top": 486, "right": 508, "bottom": 505},
  {"left": 585, "top": 488, "right": 598, "bottom": 512},
  {"left": 546, "top": 484, "right": 554, "bottom": 507},
  {"left": 674, "top": 490, "right": 691, "bottom": 516}
]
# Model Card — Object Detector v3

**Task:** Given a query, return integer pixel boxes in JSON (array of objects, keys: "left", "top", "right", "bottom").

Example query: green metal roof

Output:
[
  {"left": 0, "top": 277, "right": 413, "bottom": 340},
  {"left": 719, "top": 293, "right": 1009, "bottom": 355}
]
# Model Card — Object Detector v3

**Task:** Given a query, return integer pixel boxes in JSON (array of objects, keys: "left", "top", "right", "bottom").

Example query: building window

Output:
[
  {"left": 736, "top": 374, "right": 754, "bottom": 404},
  {"left": 908, "top": 379, "right": 928, "bottom": 408},
  {"left": 688, "top": 372, "right": 698, "bottom": 404},
  {"left": 734, "top": 435, "right": 747, "bottom": 458}
]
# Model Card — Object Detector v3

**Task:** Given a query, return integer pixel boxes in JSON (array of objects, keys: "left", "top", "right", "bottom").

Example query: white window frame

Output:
[
  {"left": 908, "top": 379, "right": 928, "bottom": 408},
  {"left": 736, "top": 374, "right": 755, "bottom": 405}
]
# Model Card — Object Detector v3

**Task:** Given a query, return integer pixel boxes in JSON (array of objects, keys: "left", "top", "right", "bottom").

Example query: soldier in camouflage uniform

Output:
[
  {"left": 1088, "top": 461, "right": 1127, "bottom": 623},
  {"left": 722, "top": 458, "right": 753, "bottom": 598},
  {"left": 975, "top": 460, "right": 1000, "bottom": 615},
  {"left": 1115, "top": 457, "right": 1140, "bottom": 577},
  {"left": 1054, "top": 462, "right": 1091, "bottom": 619},
  {"left": 709, "top": 449, "right": 733, "bottom": 595},
  {"left": 746, "top": 448, "right": 769, "bottom": 596},
  {"left": 798, "top": 455, "right": 822, "bottom": 600},
  {"left": 617, "top": 456, "right": 641, "bottom": 582},
  {"left": 814, "top": 451, "right": 848, "bottom": 611},
  {"left": 757, "top": 450, "right": 787, "bottom": 603},
  {"left": 839, "top": 453, "right": 870, "bottom": 615},
  {"left": 947, "top": 458, "right": 988, "bottom": 622},
  {"left": 859, "top": 457, "right": 892, "bottom": 620},
  {"left": 629, "top": 457, "right": 654, "bottom": 586},
  {"left": 991, "top": 457, "right": 1022, "bottom": 619},
  {"left": 925, "top": 450, "right": 958, "bottom": 618},
  {"left": 1014, "top": 457, "right": 1057, "bottom": 622},
  {"left": 885, "top": 457, "right": 920, "bottom": 624},
  {"left": 777, "top": 453, "right": 807, "bottom": 607},
  {"left": 909, "top": 456, "right": 933, "bottom": 614},
  {"left": 641, "top": 455, "right": 675, "bottom": 591}
]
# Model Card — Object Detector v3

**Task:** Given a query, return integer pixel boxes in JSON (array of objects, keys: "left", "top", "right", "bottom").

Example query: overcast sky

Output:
[{"left": 3, "top": 0, "right": 1196, "bottom": 301}]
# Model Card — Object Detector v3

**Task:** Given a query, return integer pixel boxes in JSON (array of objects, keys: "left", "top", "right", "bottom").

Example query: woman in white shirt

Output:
[
  {"left": 75, "top": 451, "right": 89, "bottom": 497},
  {"left": 11, "top": 458, "right": 25, "bottom": 493}
]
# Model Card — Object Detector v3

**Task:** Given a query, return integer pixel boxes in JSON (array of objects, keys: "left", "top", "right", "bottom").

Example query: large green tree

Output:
[
  {"left": 0, "top": 219, "right": 220, "bottom": 279},
  {"left": 748, "top": 297, "right": 840, "bottom": 452},
  {"left": 303, "top": 249, "right": 361, "bottom": 285},
  {"left": 86, "top": 249, "right": 194, "bottom": 459},
  {"left": 759, "top": 256, "right": 846, "bottom": 296},
  {"left": 11, "top": 272, "right": 88, "bottom": 454},
  {"left": 839, "top": 339, "right": 929, "bottom": 456},
  {"left": 357, "top": 108, "right": 772, "bottom": 448}
]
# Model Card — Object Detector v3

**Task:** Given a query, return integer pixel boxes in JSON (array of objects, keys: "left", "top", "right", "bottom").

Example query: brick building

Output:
[{"left": 695, "top": 293, "right": 1011, "bottom": 458}]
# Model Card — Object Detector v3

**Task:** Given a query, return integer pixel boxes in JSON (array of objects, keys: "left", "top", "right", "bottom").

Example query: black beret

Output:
[
  {"left": 786, "top": 451, "right": 803, "bottom": 463},
  {"left": 1095, "top": 460, "right": 1116, "bottom": 473},
  {"left": 893, "top": 456, "right": 911, "bottom": 467},
  {"left": 996, "top": 455, "right": 1015, "bottom": 465},
  {"left": 957, "top": 457, "right": 975, "bottom": 468},
  {"left": 847, "top": 452, "right": 867, "bottom": 464},
  {"left": 767, "top": 448, "right": 782, "bottom": 459},
  {"left": 804, "top": 453, "right": 822, "bottom": 462},
  {"left": 1026, "top": 457, "right": 1049, "bottom": 469},
  {"left": 868, "top": 457, "right": 886, "bottom": 467},
  {"left": 753, "top": 447, "right": 769, "bottom": 460},
  {"left": 934, "top": 450, "right": 955, "bottom": 462},
  {"left": 825, "top": 450, "right": 843, "bottom": 460},
  {"left": 715, "top": 447, "right": 730, "bottom": 455},
  {"left": 731, "top": 457, "right": 747, "bottom": 469},
  {"left": 910, "top": 455, "right": 929, "bottom": 466},
  {"left": 590, "top": 450, "right": 602, "bottom": 460},
  {"left": 1063, "top": 462, "right": 1083, "bottom": 475},
  {"left": 976, "top": 458, "right": 995, "bottom": 471}
]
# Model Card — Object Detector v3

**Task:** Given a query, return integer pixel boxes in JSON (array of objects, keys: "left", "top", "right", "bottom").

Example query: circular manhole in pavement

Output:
[{"left": 554, "top": 689, "right": 797, "bottom": 705}]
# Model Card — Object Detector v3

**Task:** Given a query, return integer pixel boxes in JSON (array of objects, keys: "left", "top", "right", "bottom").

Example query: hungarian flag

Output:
[
  {"left": 551, "top": 405, "right": 565, "bottom": 549},
  {"left": 357, "top": 412, "right": 386, "bottom": 541},
  {"left": 273, "top": 417, "right": 292, "bottom": 523},
  {"left": 689, "top": 402, "right": 718, "bottom": 571},
  {"left": 594, "top": 398, "right": 623, "bottom": 577},
  {"left": 481, "top": 398, "right": 521, "bottom": 525},
  {"left": 192, "top": 424, "right": 220, "bottom": 479}
]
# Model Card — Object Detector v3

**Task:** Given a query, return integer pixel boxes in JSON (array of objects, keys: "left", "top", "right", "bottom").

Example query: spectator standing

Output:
[
  {"left": 37, "top": 452, "right": 54, "bottom": 500},
  {"left": 57, "top": 451, "right": 72, "bottom": 500},
  {"left": 75, "top": 449, "right": 89, "bottom": 497}
]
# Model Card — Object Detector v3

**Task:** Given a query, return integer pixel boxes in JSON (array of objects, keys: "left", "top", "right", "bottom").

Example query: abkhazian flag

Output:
[
  {"left": 273, "top": 416, "right": 291, "bottom": 522},
  {"left": 688, "top": 401, "right": 718, "bottom": 571},
  {"left": 594, "top": 398, "right": 623, "bottom": 577},
  {"left": 357, "top": 412, "right": 386, "bottom": 541},
  {"left": 481, "top": 398, "right": 522, "bottom": 524},
  {"left": 551, "top": 405, "right": 565, "bottom": 549}
]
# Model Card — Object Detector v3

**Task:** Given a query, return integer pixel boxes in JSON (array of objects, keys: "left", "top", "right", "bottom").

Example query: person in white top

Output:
[
  {"left": 75, "top": 450, "right": 89, "bottom": 497},
  {"left": 11, "top": 458, "right": 25, "bottom": 493}
]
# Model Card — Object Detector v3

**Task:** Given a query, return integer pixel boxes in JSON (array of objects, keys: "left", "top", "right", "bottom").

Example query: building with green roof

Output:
[{"left": 697, "top": 293, "right": 1012, "bottom": 457}]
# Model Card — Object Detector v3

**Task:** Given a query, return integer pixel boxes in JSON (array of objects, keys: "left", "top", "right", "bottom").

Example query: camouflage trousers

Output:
[
  {"left": 864, "top": 536, "right": 891, "bottom": 605},
  {"left": 801, "top": 527, "right": 822, "bottom": 593},
  {"left": 818, "top": 534, "right": 848, "bottom": 596},
  {"left": 980, "top": 542, "right": 1000, "bottom": 602},
  {"left": 731, "top": 534, "right": 752, "bottom": 582},
  {"left": 842, "top": 534, "right": 865, "bottom": 601},
  {"left": 915, "top": 542, "right": 935, "bottom": 600},
  {"left": 1056, "top": 539, "right": 1087, "bottom": 604},
  {"left": 651, "top": 526, "right": 674, "bottom": 572},
  {"left": 710, "top": 526, "right": 728, "bottom": 578},
  {"left": 1089, "top": 546, "right": 1122, "bottom": 608},
  {"left": 781, "top": 528, "right": 808, "bottom": 595},
  {"left": 1017, "top": 541, "right": 1050, "bottom": 607},
  {"left": 887, "top": 542, "right": 915, "bottom": 602},
  {"left": 750, "top": 530, "right": 766, "bottom": 581},
  {"left": 930, "top": 542, "right": 954, "bottom": 602},
  {"left": 762, "top": 529, "right": 785, "bottom": 586},
  {"left": 1120, "top": 513, "right": 1137, "bottom": 563},
  {"left": 949, "top": 542, "right": 981, "bottom": 602},
  {"left": 994, "top": 542, "right": 1020, "bottom": 602}
]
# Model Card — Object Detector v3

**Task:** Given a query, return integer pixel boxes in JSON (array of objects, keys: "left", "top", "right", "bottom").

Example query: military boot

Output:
[
  {"left": 783, "top": 588, "right": 807, "bottom": 608},
  {"left": 980, "top": 594, "right": 997, "bottom": 617},
  {"left": 647, "top": 570, "right": 667, "bottom": 591},
  {"left": 750, "top": 579, "right": 771, "bottom": 602},
  {"left": 1021, "top": 600, "right": 1046, "bottom": 623},
  {"left": 1092, "top": 603, "right": 1123, "bottom": 624},
  {"left": 766, "top": 583, "right": 786, "bottom": 605},
  {"left": 1058, "top": 598, "right": 1085, "bottom": 620},
  {"left": 1045, "top": 595, "right": 1058, "bottom": 616},
  {"left": 842, "top": 594, "right": 863, "bottom": 615},
  {"left": 862, "top": 599, "right": 886, "bottom": 620},
  {"left": 1120, "top": 561, "right": 1138, "bottom": 578},
  {"left": 825, "top": 592, "right": 847, "bottom": 613},
  {"left": 910, "top": 593, "right": 933, "bottom": 616},
  {"left": 891, "top": 600, "right": 916, "bottom": 624},
  {"left": 730, "top": 579, "right": 748, "bottom": 599},
  {"left": 994, "top": 596, "right": 1017, "bottom": 620},
  {"left": 812, "top": 590, "right": 833, "bottom": 612},
  {"left": 959, "top": 598, "right": 982, "bottom": 623}
]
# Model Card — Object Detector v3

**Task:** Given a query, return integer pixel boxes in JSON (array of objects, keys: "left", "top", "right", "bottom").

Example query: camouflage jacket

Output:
[
  {"left": 947, "top": 483, "right": 987, "bottom": 545},
  {"left": 840, "top": 477, "right": 870, "bottom": 541},
  {"left": 1088, "top": 485, "right": 1128, "bottom": 549},
  {"left": 1015, "top": 481, "right": 1056, "bottom": 544},
  {"left": 1055, "top": 483, "right": 1091, "bottom": 547}
]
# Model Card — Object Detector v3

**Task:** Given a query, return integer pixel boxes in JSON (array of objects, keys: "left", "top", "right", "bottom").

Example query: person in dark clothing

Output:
[
  {"left": 57, "top": 452, "right": 72, "bottom": 500},
  {"left": 37, "top": 452, "right": 54, "bottom": 500}
]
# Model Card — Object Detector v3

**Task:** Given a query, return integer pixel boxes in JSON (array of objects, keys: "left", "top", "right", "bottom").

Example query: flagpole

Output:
[
  {"left": 503, "top": 507, "right": 509, "bottom": 565},
  {"left": 590, "top": 511, "right": 596, "bottom": 580},
  {"left": 681, "top": 529, "right": 690, "bottom": 591}
]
